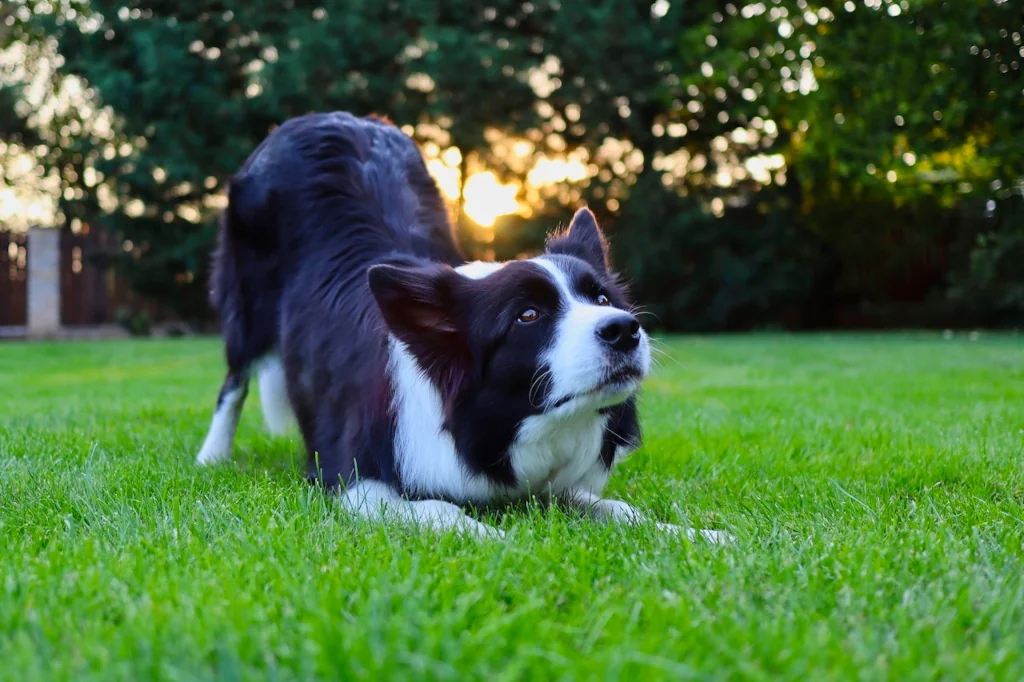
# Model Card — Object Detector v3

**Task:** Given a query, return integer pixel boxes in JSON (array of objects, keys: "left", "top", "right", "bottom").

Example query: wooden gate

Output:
[
  {"left": 61, "top": 224, "right": 118, "bottom": 326},
  {"left": 0, "top": 230, "right": 28, "bottom": 327}
]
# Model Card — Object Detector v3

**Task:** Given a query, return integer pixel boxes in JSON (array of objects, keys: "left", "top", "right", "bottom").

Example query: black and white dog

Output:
[{"left": 196, "top": 111, "right": 728, "bottom": 543}]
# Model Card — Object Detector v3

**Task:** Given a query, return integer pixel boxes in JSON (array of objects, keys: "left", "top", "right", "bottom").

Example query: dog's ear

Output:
[
  {"left": 368, "top": 263, "right": 460, "bottom": 337},
  {"left": 368, "top": 263, "right": 470, "bottom": 404},
  {"left": 545, "top": 207, "right": 610, "bottom": 272}
]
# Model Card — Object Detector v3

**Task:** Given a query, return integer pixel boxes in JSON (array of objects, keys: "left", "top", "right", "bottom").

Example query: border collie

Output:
[{"left": 196, "top": 111, "right": 729, "bottom": 543}]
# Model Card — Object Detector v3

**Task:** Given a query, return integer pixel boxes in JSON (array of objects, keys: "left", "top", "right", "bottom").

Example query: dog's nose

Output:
[{"left": 596, "top": 314, "right": 641, "bottom": 352}]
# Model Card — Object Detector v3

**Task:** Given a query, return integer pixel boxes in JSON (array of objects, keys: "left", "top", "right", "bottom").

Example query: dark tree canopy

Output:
[{"left": 4, "top": 0, "right": 1022, "bottom": 328}]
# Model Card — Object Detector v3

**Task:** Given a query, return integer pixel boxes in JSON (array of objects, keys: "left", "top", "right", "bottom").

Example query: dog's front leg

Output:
[
  {"left": 563, "top": 488, "right": 732, "bottom": 545},
  {"left": 339, "top": 480, "right": 503, "bottom": 539}
]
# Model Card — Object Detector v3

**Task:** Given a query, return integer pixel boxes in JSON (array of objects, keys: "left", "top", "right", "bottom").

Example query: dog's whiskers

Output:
[
  {"left": 528, "top": 367, "right": 554, "bottom": 408},
  {"left": 648, "top": 340, "right": 687, "bottom": 371},
  {"left": 629, "top": 305, "right": 661, "bottom": 323}
]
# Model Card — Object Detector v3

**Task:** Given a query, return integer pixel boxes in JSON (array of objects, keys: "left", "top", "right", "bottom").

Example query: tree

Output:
[
  {"left": 36, "top": 0, "right": 420, "bottom": 317},
  {"left": 778, "top": 0, "right": 1023, "bottom": 316},
  {"left": 532, "top": 0, "right": 1024, "bottom": 327},
  {"left": 23, "top": 0, "right": 557, "bottom": 318},
  {"left": 9, "top": 0, "right": 1023, "bottom": 328}
]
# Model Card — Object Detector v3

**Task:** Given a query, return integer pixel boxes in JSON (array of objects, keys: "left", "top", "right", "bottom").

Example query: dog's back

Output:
[{"left": 211, "top": 113, "right": 458, "bottom": 367}]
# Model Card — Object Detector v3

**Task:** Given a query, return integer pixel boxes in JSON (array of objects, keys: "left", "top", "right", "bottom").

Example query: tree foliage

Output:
[{"left": 6, "top": 0, "right": 1024, "bottom": 327}]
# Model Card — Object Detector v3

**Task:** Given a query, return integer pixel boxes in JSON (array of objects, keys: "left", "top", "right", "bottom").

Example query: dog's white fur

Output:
[{"left": 389, "top": 336, "right": 495, "bottom": 502}]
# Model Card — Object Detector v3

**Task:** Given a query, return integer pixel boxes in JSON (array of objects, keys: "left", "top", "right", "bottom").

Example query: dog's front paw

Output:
[
  {"left": 657, "top": 522, "right": 735, "bottom": 545},
  {"left": 693, "top": 528, "right": 735, "bottom": 545},
  {"left": 461, "top": 518, "right": 506, "bottom": 539}
]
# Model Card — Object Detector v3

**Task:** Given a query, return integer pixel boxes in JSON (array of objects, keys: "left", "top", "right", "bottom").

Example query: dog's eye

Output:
[
  {"left": 596, "top": 294, "right": 611, "bottom": 306},
  {"left": 518, "top": 308, "right": 540, "bottom": 324}
]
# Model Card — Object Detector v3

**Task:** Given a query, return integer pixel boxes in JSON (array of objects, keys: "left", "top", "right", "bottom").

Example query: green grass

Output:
[{"left": 2, "top": 333, "right": 1023, "bottom": 681}]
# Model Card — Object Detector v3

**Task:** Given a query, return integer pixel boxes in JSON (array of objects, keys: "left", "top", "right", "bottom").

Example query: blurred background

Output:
[{"left": 0, "top": 0, "right": 1021, "bottom": 336}]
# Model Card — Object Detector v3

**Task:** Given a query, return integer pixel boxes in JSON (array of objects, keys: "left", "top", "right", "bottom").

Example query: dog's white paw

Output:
[
  {"left": 693, "top": 528, "right": 735, "bottom": 545},
  {"left": 657, "top": 522, "right": 735, "bottom": 545},
  {"left": 195, "top": 444, "right": 230, "bottom": 466},
  {"left": 460, "top": 518, "right": 506, "bottom": 539}
]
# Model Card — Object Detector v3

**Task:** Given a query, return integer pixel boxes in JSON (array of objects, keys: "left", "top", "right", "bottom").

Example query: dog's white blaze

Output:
[
  {"left": 532, "top": 257, "right": 651, "bottom": 408},
  {"left": 257, "top": 354, "right": 294, "bottom": 435},
  {"left": 455, "top": 261, "right": 506, "bottom": 280},
  {"left": 196, "top": 386, "right": 245, "bottom": 465},
  {"left": 388, "top": 338, "right": 494, "bottom": 502}
]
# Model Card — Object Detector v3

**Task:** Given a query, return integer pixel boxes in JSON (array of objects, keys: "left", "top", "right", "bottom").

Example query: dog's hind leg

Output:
[
  {"left": 257, "top": 354, "right": 294, "bottom": 435},
  {"left": 196, "top": 371, "right": 249, "bottom": 465},
  {"left": 197, "top": 174, "right": 280, "bottom": 465}
]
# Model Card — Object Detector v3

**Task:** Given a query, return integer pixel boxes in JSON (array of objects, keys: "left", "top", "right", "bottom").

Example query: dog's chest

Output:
[{"left": 508, "top": 412, "right": 608, "bottom": 496}]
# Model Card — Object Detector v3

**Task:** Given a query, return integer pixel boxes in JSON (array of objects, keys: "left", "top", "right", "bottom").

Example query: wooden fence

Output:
[
  {"left": 1, "top": 225, "right": 126, "bottom": 329},
  {"left": 61, "top": 224, "right": 121, "bottom": 326},
  {"left": 0, "top": 230, "right": 28, "bottom": 326}
]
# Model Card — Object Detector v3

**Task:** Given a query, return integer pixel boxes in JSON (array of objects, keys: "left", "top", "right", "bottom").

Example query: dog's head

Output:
[{"left": 368, "top": 208, "right": 650, "bottom": 419}]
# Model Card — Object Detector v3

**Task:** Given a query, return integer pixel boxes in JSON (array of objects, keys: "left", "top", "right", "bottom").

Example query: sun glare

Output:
[
  {"left": 426, "top": 158, "right": 461, "bottom": 201},
  {"left": 461, "top": 171, "right": 520, "bottom": 228},
  {"left": 423, "top": 143, "right": 592, "bottom": 228}
]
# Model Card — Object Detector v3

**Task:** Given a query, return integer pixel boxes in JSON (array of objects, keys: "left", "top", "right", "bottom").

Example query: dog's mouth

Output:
[
  {"left": 601, "top": 366, "right": 645, "bottom": 387},
  {"left": 548, "top": 365, "right": 645, "bottom": 411}
]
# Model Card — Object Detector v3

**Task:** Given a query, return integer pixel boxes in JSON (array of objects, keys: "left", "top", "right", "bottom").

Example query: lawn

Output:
[{"left": 1, "top": 333, "right": 1023, "bottom": 681}]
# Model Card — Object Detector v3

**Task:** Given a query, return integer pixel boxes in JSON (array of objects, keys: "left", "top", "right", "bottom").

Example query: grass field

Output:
[{"left": 1, "top": 334, "right": 1023, "bottom": 681}]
